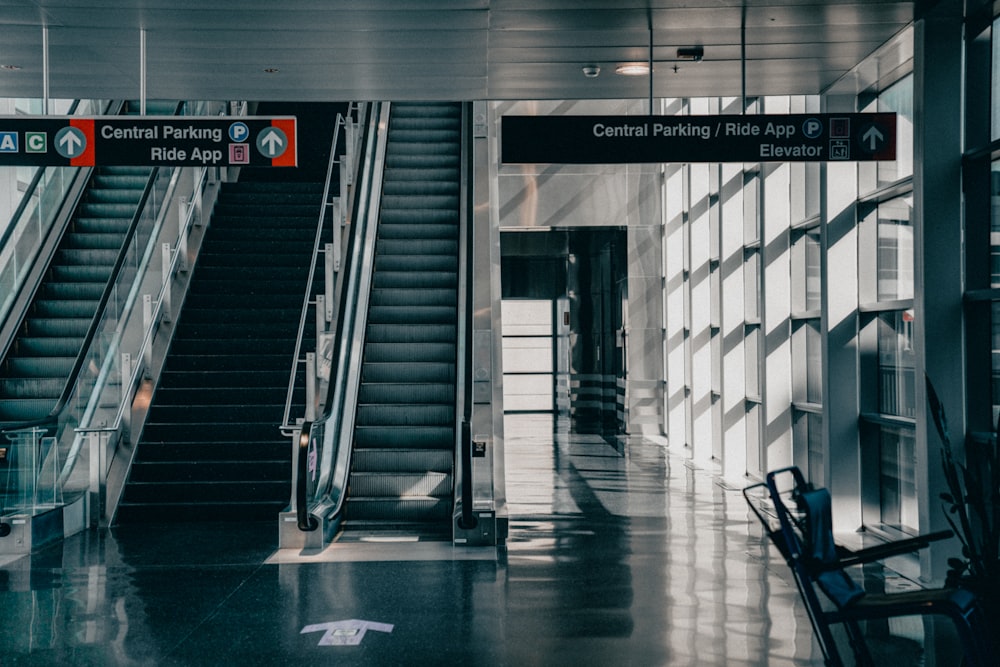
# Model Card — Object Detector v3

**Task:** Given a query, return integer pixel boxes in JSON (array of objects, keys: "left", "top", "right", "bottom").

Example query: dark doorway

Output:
[{"left": 500, "top": 228, "right": 627, "bottom": 435}]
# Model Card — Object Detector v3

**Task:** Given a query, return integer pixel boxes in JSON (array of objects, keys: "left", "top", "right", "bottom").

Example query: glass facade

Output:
[
  {"left": 877, "top": 311, "right": 915, "bottom": 419},
  {"left": 879, "top": 425, "right": 918, "bottom": 532},
  {"left": 876, "top": 198, "right": 914, "bottom": 301}
]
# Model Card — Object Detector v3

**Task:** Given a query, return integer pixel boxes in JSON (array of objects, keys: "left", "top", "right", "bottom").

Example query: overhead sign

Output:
[
  {"left": 0, "top": 116, "right": 297, "bottom": 167},
  {"left": 501, "top": 113, "right": 896, "bottom": 164}
]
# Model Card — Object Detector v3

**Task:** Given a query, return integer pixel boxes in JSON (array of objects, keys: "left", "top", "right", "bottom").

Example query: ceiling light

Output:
[
  {"left": 615, "top": 63, "right": 650, "bottom": 76},
  {"left": 581, "top": 65, "right": 601, "bottom": 78},
  {"left": 677, "top": 46, "right": 704, "bottom": 62},
  {"left": 263, "top": 67, "right": 280, "bottom": 73},
  {"left": 1, "top": 64, "right": 22, "bottom": 71}
]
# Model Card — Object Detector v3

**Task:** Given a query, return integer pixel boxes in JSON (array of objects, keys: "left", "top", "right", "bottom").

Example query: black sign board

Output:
[
  {"left": 0, "top": 116, "right": 297, "bottom": 167},
  {"left": 501, "top": 113, "right": 897, "bottom": 164}
]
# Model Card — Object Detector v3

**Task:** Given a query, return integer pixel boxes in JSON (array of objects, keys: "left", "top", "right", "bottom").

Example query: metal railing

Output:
[
  {"left": 297, "top": 102, "right": 389, "bottom": 531},
  {"left": 280, "top": 103, "right": 366, "bottom": 435}
]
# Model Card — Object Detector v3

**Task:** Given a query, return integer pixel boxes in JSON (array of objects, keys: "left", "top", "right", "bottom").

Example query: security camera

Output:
[{"left": 582, "top": 65, "right": 601, "bottom": 78}]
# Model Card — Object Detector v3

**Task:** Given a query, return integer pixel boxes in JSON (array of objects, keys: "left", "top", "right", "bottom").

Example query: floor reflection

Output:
[{"left": 1, "top": 414, "right": 959, "bottom": 665}]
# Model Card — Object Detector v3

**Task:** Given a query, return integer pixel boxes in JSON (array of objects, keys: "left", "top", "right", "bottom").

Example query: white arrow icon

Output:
[
  {"left": 301, "top": 619, "right": 394, "bottom": 646},
  {"left": 258, "top": 129, "right": 285, "bottom": 157},
  {"left": 55, "top": 127, "right": 86, "bottom": 158},
  {"left": 862, "top": 126, "right": 885, "bottom": 152}
]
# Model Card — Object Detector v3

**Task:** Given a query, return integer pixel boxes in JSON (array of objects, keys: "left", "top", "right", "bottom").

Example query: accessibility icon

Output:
[
  {"left": 55, "top": 127, "right": 87, "bottom": 158},
  {"left": 257, "top": 127, "right": 288, "bottom": 159}
]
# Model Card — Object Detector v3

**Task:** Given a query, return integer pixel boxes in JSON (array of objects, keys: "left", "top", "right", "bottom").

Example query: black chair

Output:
[{"left": 743, "top": 466, "right": 992, "bottom": 667}]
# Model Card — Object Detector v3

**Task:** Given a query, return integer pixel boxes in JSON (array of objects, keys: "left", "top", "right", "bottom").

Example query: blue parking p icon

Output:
[{"left": 802, "top": 118, "right": 823, "bottom": 139}]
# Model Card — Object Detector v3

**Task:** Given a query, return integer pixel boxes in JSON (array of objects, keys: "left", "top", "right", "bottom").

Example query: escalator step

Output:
[
  {"left": 380, "top": 208, "right": 458, "bottom": 225},
  {"left": 0, "top": 377, "right": 65, "bottom": 397},
  {"left": 352, "top": 448, "right": 453, "bottom": 473},
  {"left": 373, "top": 255, "right": 458, "bottom": 272},
  {"left": 76, "top": 202, "right": 140, "bottom": 218},
  {"left": 49, "top": 264, "right": 113, "bottom": 282},
  {"left": 362, "top": 341, "right": 456, "bottom": 363},
  {"left": 362, "top": 362, "right": 455, "bottom": 384},
  {"left": 0, "top": 398, "right": 57, "bottom": 421},
  {"left": 13, "top": 337, "right": 85, "bottom": 357},
  {"left": 39, "top": 282, "right": 106, "bottom": 300},
  {"left": 349, "top": 472, "right": 451, "bottom": 498},
  {"left": 54, "top": 248, "right": 118, "bottom": 265},
  {"left": 63, "top": 232, "right": 138, "bottom": 250},
  {"left": 354, "top": 425, "right": 453, "bottom": 449},
  {"left": 23, "top": 318, "right": 91, "bottom": 337},
  {"left": 365, "top": 323, "right": 456, "bottom": 343},
  {"left": 359, "top": 383, "right": 454, "bottom": 404},
  {"left": 4, "top": 356, "right": 75, "bottom": 377},
  {"left": 355, "top": 404, "right": 454, "bottom": 427},
  {"left": 86, "top": 189, "right": 144, "bottom": 204},
  {"left": 367, "top": 305, "right": 456, "bottom": 325},
  {"left": 32, "top": 299, "right": 99, "bottom": 318},
  {"left": 370, "top": 288, "right": 455, "bottom": 307},
  {"left": 376, "top": 239, "right": 457, "bottom": 256},
  {"left": 345, "top": 497, "right": 451, "bottom": 522},
  {"left": 372, "top": 271, "right": 457, "bottom": 289}
]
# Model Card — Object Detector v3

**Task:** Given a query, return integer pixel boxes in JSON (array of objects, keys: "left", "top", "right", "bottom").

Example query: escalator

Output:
[
  {"left": 0, "top": 167, "right": 150, "bottom": 424},
  {"left": 342, "top": 102, "right": 463, "bottom": 537},
  {"left": 0, "top": 102, "right": 177, "bottom": 426},
  {"left": 115, "top": 103, "right": 344, "bottom": 524}
]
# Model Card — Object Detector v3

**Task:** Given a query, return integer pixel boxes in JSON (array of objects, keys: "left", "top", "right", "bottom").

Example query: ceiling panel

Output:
[{"left": 0, "top": 0, "right": 913, "bottom": 102}]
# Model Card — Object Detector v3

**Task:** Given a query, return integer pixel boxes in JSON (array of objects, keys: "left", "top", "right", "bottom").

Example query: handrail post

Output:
[
  {"left": 161, "top": 243, "right": 171, "bottom": 322},
  {"left": 325, "top": 240, "right": 335, "bottom": 323},
  {"left": 88, "top": 431, "right": 101, "bottom": 526},
  {"left": 305, "top": 353, "right": 317, "bottom": 422}
]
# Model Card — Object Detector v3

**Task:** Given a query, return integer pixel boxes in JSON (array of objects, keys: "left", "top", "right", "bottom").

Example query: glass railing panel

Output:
[
  {"left": 0, "top": 428, "right": 61, "bottom": 516},
  {"left": 0, "top": 99, "right": 113, "bottom": 335}
]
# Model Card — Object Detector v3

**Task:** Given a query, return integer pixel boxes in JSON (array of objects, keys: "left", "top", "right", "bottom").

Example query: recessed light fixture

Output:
[
  {"left": 1, "top": 64, "right": 23, "bottom": 71},
  {"left": 615, "top": 63, "right": 650, "bottom": 76},
  {"left": 263, "top": 67, "right": 280, "bottom": 73},
  {"left": 581, "top": 65, "right": 601, "bottom": 78}
]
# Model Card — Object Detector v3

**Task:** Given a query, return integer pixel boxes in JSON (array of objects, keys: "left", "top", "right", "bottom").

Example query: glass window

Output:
[
  {"left": 744, "top": 249, "right": 760, "bottom": 321},
  {"left": 992, "top": 303, "right": 1000, "bottom": 425},
  {"left": 992, "top": 161, "right": 1000, "bottom": 287},
  {"left": 745, "top": 325, "right": 760, "bottom": 398},
  {"left": 793, "top": 227, "right": 822, "bottom": 312},
  {"left": 879, "top": 424, "right": 917, "bottom": 532},
  {"left": 808, "top": 413, "right": 823, "bottom": 484},
  {"left": 878, "top": 75, "right": 914, "bottom": 186},
  {"left": 877, "top": 311, "right": 916, "bottom": 418},
  {"left": 876, "top": 197, "right": 914, "bottom": 301},
  {"left": 993, "top": 16, "right": 1000, "bottom": 141}
]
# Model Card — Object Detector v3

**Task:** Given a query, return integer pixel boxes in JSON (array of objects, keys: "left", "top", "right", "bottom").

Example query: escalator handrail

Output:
[
  {"left": 456, "top": 102, "right": 476, "bottom": 530},
  {"left": 304, "top": 102, "right": 389, "bottom": 525},
  {"left": 0, "top": 101, "right": 184, "bottom": 437},
  {"left": 281, "top": 109, "right": 347, "bottom": 433}
]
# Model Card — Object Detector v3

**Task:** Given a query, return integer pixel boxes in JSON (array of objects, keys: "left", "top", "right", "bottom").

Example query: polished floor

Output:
[{"left": 0, "top": 415, "right": 965, "bottom": 666}]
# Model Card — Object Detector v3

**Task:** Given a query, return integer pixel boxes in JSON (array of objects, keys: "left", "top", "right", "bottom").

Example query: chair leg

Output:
[{"left": 843, "top": 620, "right": 876, "bottom": 667}]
